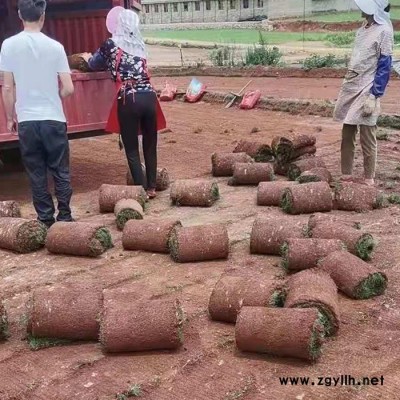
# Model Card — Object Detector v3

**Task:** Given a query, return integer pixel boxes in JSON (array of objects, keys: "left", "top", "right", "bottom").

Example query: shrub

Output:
[
  {"left": 302, "top": 54, "right": 342, "bottom": 70},
  {"left": 210, "top": 46, "right": 237, "bottom": 67},
  {"left": 244, "top": 31, "right": 282, "bottom": 66},
  {"left": 325, "top": 32, "right": 355, "bottom": 46},
  {"left": 245, "top": 45, "right": 282, "bottom": 66}
]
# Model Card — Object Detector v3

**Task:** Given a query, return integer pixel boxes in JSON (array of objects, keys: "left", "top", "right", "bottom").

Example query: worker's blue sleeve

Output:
[
  {"left": 88, "top": 51, "right": 107, "bottom": 71},
  {"left": 371, "top": 54, "right": 392, "bottom": 97}
]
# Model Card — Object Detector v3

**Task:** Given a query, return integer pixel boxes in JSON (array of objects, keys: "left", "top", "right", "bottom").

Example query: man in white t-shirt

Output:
[{"left": 0, "top": 0, "right": 75, "bottom": 227}]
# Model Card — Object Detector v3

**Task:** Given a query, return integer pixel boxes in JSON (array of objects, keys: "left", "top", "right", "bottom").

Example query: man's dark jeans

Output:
[{"left": 18, "top": 120, "right": 73, "bottom": 226}]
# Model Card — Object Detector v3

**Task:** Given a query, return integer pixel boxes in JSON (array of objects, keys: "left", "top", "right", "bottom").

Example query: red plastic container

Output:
[
  {"left": 185, "top": 78, "right": 206, "bottom": 103},
  {"left": 240, "top": 90, "right": 261, "bottom": 110},
  {"left": 160, "top": 82, "right": 177, "bottom": 102}
]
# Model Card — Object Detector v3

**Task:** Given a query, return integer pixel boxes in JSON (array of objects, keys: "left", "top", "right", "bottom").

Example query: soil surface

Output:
[
  {"left": 272, "top": 19, "right": 400, "bottom": 33},
  {"left": 1, "top": 100, "right": 400, "bottom": 399},
  {"left": 150, "top": 76, "right": 400, "bottom": 116}
]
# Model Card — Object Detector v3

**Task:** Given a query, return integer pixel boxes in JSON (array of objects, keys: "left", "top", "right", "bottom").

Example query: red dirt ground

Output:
[
  {"left": 272, "top": 19, "right": 400, "bottom": 33},
  {"left": 1, "top": 99, "right": 400, "bottom": 399},
  {"left": 150, "top": 76, "right": 400, "bottom": 116}
]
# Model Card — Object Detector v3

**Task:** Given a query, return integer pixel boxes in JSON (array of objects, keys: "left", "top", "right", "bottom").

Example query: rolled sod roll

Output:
[
  {"left": 235, "top": 307, "right": 325, "bottom": 361},
  {"left": 229, "top": 163, "right": 274, "bottom": 186},
  {"left": 100, "top": 294, "right": 184, "bottom": 352},
  {"left": 273, "top": 135, "right": 317, "bottom": 164},
  {"left": 281, "top": 238, "right": 345, "bottom": 271},
  {"left": 273, "top": 161, "right": 290, "bottom": 176},
  {"left": 208, "top": 276, "right": 287, "bottom": 323},
  {"left": 99, "top": 184, "right": 147, "bottom": 213},
  {"left": 250, "top": 216, "right": 306, "bottom": 255},
  {"left": 28, "top": 283, "right": 103, "bottom": 341},
  {"left": 287, "top": 157, "right": 326, "bottom": 181},
  {"left": 308, "top": 216, "right": 375, "bottom": 261},
  {"left": 308, "top": 212, "right": 362, "bottom": 230},
  {"left": 319, "top": 251, "right": 388, "bottom": 300},
  {"left": 0, "top": 201, "right": 21, "bottom": 218},
  {"left": 123, "top": 219, "right": 182, "bottom": 253},
  {"left": 169, "top": 224, "right": 229, "bottom": 262},
  {"left": 211, "top": 152, "right": 253, "bottom": 177},
  {"left": 0, "top": 218, "right": 47, "bottom": 253},
  {"left": 170, "top": 180, "right": 219, "bottom": 207},
  {"left": 46, "top": 222, "right": 113, "bottom": 257},
  {"left": 281, "top": 182, "right": 333, "bottom": 215},
  {"left": 257, "top": 181, "right": 298, "bottom": 206},
  {"left": 0, "top": 300, "right": 8, "bottom": 341},
  {"left": 67, "top": 53, "right": 90, "bottom": 72},
  {"left": 297, "top": 168, "right": 333, "bottom": 184},
  {"left": 284, "top": 269, "right": 339, "bottom": 336},
  {"left": 233, "top": 140, "right": 274, "bottom": 162},
  {"left": 114, "top": 199, "right": 144, "bottom": 230},
  {"left": 334, "top": 183, "right": 385, "bottom": 212},
  {"left": 126, "top": 165, "right": 170, "bottom": 192},
  {"left": 290, "top": 145, "right": 317, "bottom": 161}
]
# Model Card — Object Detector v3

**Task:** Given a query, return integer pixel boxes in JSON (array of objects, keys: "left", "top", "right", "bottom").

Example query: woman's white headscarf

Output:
[
  {"left": 354, "top": 0, "right": 391, "bottom": 26},
  {"left": 111, "top": 9, "right": 146, "bottom": 58}
]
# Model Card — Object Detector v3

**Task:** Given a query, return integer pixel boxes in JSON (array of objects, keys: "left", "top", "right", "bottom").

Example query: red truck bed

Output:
[
  {"left": 0, "top": 0, "right": 140, "bottom": 149},
  {"left": 0, "top": 71, "right": 116, "bottom": 149}
]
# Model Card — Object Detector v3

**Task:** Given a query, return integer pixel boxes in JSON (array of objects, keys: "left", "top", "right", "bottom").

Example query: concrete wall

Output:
[
  {"left": 141, "top": 0, "right": 269, "bottom": 24},
  {"left": 140, "top": 20, "right": 269, "bottom": 30},
  {"left": 141, "top": 0, "right": 357, "bottom": 24}
]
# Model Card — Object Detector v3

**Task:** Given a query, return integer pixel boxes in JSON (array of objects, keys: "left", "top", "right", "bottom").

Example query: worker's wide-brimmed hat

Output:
[
  {"left": 354, "top": 0, "right": 376, "bottom": 15},
  {"left": 106, "top": 7, "right": 145, "bottom": 58},
  {"left": 354, "top": 0, "right": 391, "bottom": 25},
  {"left": 106, "top": 6, "right": 124, "bottom": 34}
]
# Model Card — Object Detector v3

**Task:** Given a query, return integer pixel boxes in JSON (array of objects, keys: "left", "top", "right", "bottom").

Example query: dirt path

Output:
[
  {"left": 1, "top": 103, "right": 400, "bottom": 399},
  {"left": 147, "top": 41, "right": 400, "bottom": 66},
  {"left": 150, "top": 76, "right": 400, "bottom": 116}
]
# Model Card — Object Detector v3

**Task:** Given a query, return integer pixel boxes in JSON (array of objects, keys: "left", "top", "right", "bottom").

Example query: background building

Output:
[{"left": 140, "top": 0, "right": 357, "bottom": 24}]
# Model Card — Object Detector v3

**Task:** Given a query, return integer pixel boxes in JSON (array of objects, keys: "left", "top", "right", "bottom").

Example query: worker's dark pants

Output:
[
  {"left": 118, "top": 91, "right": 158, "bottom": 190},
  {"left": 18, "top": 121, "right": 73, "bottom": 226}
]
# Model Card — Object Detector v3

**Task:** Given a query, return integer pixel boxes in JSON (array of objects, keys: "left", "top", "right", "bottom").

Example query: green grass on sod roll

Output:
[
  {"left": 302, "top": 224, "right": 312, "bottom": 238},
  {"left": 280, "top": 189, "right": 294, "bottom": 214},
  {"left": 16, "top": 221, "right": 47, "bottom": 253},
  {"left": 297, "top": 303, "right": 335, "bottom": 337},
  {"left": 269, "top": 289, "right": 287, "bottom": 308},
  {"left": 309, "top": 312, "right": 326, "bottom": 361},
  {"left": 168, "top": 228, "right": 180, "bottom": 262},
  {"left": 175, "top": 302, "right": 185, "bottom": 344},
  {"left": 275, "top": 146, "right": 295, "bottom": 165},
  {"left": 355, "top": 234, "right": 376, "bottom": 261},
  {"left": 374, "top": 193, "right": 387, "bottom": 209},
  {"left": 28, "top": 335, "right": 71, "bottom": 351},
  {"left": 89, "top": 228, "right": 113, "bottom": 257},
  {"left": 354, "top": 273, "right": 388, "bottom": 300},
  {"left": 0, "top": 309, "right": 9, "bottom": 340},
  {"left": 280, "top": 242, "right": 289, "bottom": 271},
  {"left": 116, "top": 209, "right": 143, "bottom": 230},
  {"left": 211, "top": 183, "right": 220, "bottom": 202},
  {"left": 287, "top": 165, "right": 302, "bottom": 181},
  {"left": 387, "top": 193, "right": 400, "bottom": 205},
  {"left": 297, "top": 175, "right": 320, "bottom": 184},
  {"left": 254, "top": 146, "right": 274, "bottom": 162}
]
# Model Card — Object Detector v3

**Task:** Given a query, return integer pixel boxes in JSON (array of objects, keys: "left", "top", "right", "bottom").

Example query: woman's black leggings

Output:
[{"left": 118, "top": 91, "right": 158, "bottom": 190}]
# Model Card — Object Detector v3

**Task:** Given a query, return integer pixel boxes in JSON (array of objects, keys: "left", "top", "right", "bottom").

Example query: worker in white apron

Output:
[{"left": 334, "top": 0, "right": 393, "bottom": 186}]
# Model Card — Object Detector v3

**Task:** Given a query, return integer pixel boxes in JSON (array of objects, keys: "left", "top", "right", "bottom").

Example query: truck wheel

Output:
[{"left": 0, "top": 148, "right": 24, "bottom": 172}]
